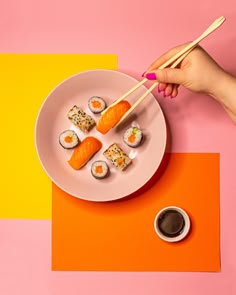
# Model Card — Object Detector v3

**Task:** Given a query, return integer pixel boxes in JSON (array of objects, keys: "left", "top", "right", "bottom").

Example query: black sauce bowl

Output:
[{"left": 154, "top": 206, "right": 191, "bottom": 242}]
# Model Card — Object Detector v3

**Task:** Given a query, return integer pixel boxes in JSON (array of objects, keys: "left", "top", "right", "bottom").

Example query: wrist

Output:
[
  {"left": 208, "top": 70, "right": 236, "bottom": 103},
  {"left": 209, "top": 70, "right": 236, "bottom": 122}
]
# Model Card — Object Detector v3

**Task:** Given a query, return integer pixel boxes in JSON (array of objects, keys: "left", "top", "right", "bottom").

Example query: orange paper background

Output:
[{"left": 52, "top": 153, "right": 220, "bottom": 272}]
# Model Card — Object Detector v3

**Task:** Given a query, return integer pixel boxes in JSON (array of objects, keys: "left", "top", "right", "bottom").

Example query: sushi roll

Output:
[
  {"left": 67, "top": 105, "right": 96, "bottom": 132},
  {"left": 103, "top": 143, "right": 132, "bottom": 171},
  {"left": 91, "top": 160, "right": 109, "bottom": 179},
  {"left": 88, "top": 96, "right": 107, "bottom": 114},
  {"left": 123, "top": 127, "right": 143, "bottom": 147},
  {"left": 96, "top": 100, "right": 131, "bottom": 134},
  {"left": 68, "top": 136, "right": 102, "bottom": 170},
  {"left": 59, "top": 130, "right": 80, "bottom": 149}
]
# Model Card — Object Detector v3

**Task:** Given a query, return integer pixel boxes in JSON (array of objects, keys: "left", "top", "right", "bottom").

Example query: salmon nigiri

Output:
[
  {"left": 96, "top": 100, "right": 131, "bottom": 134},
  {"left": 68, "top": 136, "right": 102, "bottom": 170}
]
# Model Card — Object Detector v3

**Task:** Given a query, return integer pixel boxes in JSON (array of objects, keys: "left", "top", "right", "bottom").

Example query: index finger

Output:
[{"left": 145, "top": 42, "right": 191, "bottom": 73}]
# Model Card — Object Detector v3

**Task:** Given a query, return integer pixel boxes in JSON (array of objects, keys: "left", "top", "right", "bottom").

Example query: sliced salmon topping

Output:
[
  {"left": 68, "top": 136, "right": 102, "bottom": 170},
  {"left": 96, "top": 100, "right": 131, "bottom": 134}
]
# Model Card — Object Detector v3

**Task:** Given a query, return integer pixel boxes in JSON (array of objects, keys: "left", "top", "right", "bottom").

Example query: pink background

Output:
[{"left": 1, "top": 0, "right": 236, "bottom": 294}]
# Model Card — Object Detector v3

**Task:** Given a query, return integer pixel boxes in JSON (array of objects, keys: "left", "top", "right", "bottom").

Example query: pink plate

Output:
[{"left": 35, "top": 70, "right": 166, "bottom": 202}]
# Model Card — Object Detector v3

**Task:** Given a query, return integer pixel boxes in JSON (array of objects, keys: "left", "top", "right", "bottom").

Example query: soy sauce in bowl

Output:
[
  {"left": 154, "top": 206, "right": 191, "bottom": 242},
  {"left": 158, "top": 209, "right": 185, "bottom": 237}
]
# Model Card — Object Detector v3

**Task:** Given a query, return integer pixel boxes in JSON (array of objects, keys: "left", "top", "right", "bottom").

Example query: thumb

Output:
[{"left": 153, "top": 68, "right": 185, "bottom": 85}]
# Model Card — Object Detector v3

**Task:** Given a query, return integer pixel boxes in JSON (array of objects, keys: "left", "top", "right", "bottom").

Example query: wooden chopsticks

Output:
[{"left": 104, "top": 16, "right": 225, "bottom": 128}]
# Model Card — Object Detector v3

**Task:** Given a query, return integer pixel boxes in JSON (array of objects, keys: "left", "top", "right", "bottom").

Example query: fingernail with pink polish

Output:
[
  {"left": 170, "top": 94, "right": 174, "bottom": 99},
  {"left": 146, "top": 72, "right": 156, "bottom": 80},
  {"left": 157, "top": 84, "right": 161, "bottom": 93},
  {"left": 163, "top": 89, "right": 166, "bottom": 97},
  {"left": 141, "top": 71, "right": 146, "bottom": 77}
]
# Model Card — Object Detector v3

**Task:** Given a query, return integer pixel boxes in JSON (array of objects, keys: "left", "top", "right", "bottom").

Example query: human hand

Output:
[{"left": 143, "top": 44, "right": 225, "bottom": 99}]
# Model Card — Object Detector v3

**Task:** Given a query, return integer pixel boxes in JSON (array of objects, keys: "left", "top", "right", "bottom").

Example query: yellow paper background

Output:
[{"left": 0, "top": 54, "right": 117, "bottom": 219}]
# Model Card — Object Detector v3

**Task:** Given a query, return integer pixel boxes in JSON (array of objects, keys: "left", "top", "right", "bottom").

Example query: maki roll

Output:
[
  {"left": 103, "top": 143, "right": 131, "bottom": 171},
  {"left": 67, "top": 105, "right": 96, "bottom": 132},
  {"left": 88, "top": 96, "right": 107, "bottom": 114},
  {"left": 91, "top": 160, "right": 109, "bottom": 179},
  {"left": 59, "top": 130, "right": 80, "bottom": 149},
  {"left": 123, "top": 127, "right": 143, "bottom": 147}
]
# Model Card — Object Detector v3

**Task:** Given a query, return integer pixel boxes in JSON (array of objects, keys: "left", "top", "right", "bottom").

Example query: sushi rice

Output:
[
  {"left": 88, "top": 96, "right": 107, "bottom": 114},
  {"left": 103, "top": 143, "right": 131, "bottom": 170},
  {"left": 67, "top": 105, "right": 95, "bottom": 132},
  {"left": 123, "top": 127, "right": 143, "bottom": 147},
  {"left": 59, "top": 130, "right": 80, "bottom": 149},
  {"left": 91, "top": 160, "right": 109, "bottom": 179}
]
